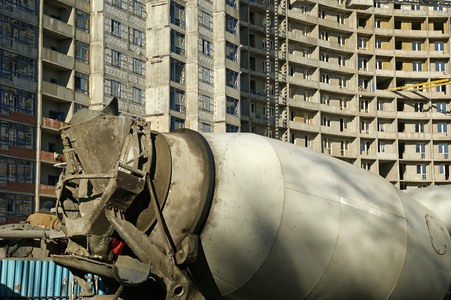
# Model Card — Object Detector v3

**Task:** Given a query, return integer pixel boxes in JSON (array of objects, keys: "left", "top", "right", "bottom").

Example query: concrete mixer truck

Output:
[{"left": 1, "top": 99, "right": 451, "bottom": 300}]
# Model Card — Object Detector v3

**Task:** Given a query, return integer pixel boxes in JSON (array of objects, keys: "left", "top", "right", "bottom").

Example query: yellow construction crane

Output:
[{"left": 389, "top": 78, "right": 451, "bottom": 92}]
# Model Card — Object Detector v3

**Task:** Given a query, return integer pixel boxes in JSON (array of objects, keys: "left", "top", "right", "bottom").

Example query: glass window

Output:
[
  {"left": 202, "top": 67, "right": 211, "bottom": 83},
  {"left": 111, "top": 80, "right": 121, "bottom": 98},
  {"left": 226, "top": 41, "right": 239, "bottom": 62},
  {"left": 112, "top": 0, "right": 121, "bottom": 8},
  {"left": 170, "top": 116, "right": 185, "bottom": 131},
  {"left": 412, "top": 41, "right": 421, "bottom": 51},
  {"left": 171, "top": 30, "right": 185, "bottom": 56},
  {"left": 225, "top": 14, "right": 238, "bottom": 35},
  {"left": 226, "top": 69, "right": 239, "bottom": 89},
  {"left": 226, "top": 124, "right": 239, "bottom": 133},
  {"left": 201, "top": 123, "right": 211, "bottom": 132},
  {"left": 202, "top": 39, "right": 211, "bottom": 56},
  {"left": 111, "top": 20, "right": 121, "bottom": 37},
  {"left": 226, "top": 0, "right": 237, "bottom": 9},
  {"left": 226, "top": 96, "right": 239, "bottom": 116},
  {"left": 133, "top": 87, "right": 141, "bottom": 104},
  {"left": 435, "top": 42, "right": 445, "bottom": 51},
  {"left": 133, "top": 58, "right": 142, "bottom": 75},
  {"left": 0, "top": 15, "right": 36, "bottom": 47},
  {"left": 437, "top": 102, "right": 447, "bottom": 114},
  {"left": 0, "top": 50, "right": 35, "bottom": 81},
  {"left": 170, "top": 87, "right": 186, "bottom": 113},
  {"left": 170, "top": 1, "right": 185, "bottom": 28},
  {"left": 111, "top": 49, "right": 121, "bottom": 68},
  {"left": 413, "top": 62, "right": 422, "bottom": 71},
  {"left": 0, "top": 85, "right": 35, "bottom": 116},
  {"left": 200, "top": 94, "right": 210, "bottom": 111},
  {"left": 436, "top": 62, "right": 445, "bottom": 72},
  {"left": 133, "top": 29, "right": 143, "bottom": 46},
  {"left": 201, "top": 11, "right": 211, "bottom": 28},
  {"left": 75, "top": 41, "right": 89, "bottom": 63},
  {"left": 438, "top": 123, "right": 447, "bottom": 133},
  {"left": 133, "top": 0, "right": 143, "bottom": 16},
  {"left": 75, "top": 10, "right": 89, "bottom": 32},
  {"left": 75, "top": 72, "right": 89, "bottom": 94},
  {"left": 171, "top": 59, "right": 185, "bottom": 84}
]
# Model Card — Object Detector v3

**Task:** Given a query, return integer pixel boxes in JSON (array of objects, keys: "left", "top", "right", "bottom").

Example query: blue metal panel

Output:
[{"left": 0, "top": 259, "right": 110, "bottom": 298}]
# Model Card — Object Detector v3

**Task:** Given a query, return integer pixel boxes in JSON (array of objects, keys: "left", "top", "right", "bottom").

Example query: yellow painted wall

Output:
[
  {"left": 382, "top": 19, "right": 391, "bottom": 29},
  {"left": 382, "top": 40, "right": 391, "bottom": 49},
  {"left": 383, "top": 61, "right": 392, "bottom": 70},
  {"left": 401, "top": 22, "right": 411, "bottom": 30}
]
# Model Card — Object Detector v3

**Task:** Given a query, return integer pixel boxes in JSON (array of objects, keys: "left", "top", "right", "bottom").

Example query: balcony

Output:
[
  {"left": 42, "top": 117, "right": 66, "bottom": 130},
  {"left": 377, "top": 152, "right": 398, "bottom": 160},
  {"left": 289, "top": 120, "right": 320, "bottom": 132},
  {"left": 42, "top": 81, "right": 74, "bottom": 102},
  {"left": 42, "top": 15, "right": 73, "bottom": 38},
  {"left": 42, "top": 48, "right": 74, "bottom": 70},
  {"left": 40, "top": 184, "right": 56, "bottom": 197},
  {"left": 41, "top": 150, "right": 65, "bottom": 164}
]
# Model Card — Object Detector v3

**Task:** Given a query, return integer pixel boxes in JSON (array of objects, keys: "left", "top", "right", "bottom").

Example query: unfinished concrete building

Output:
[{"left": 1, "top": 0, "right": 451, "bottom": 223}]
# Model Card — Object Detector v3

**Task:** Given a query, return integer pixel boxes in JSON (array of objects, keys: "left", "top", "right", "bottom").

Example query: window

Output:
[
  {"left": 340, "top": 98, "right": 347, "bottom": 110},
  {"left": 111, "top": 20, "right": 121, "bottom": 37},
  {"left": 133, "top": 29, "right": 143, "bottom": 46},
  {"left": 0, "top": 158, "right": 33, "bottom": 185},
  {"left": 440, "top": 164, "right": 446, "bottom": 175},
  {"left": 377, "top": 100, "right": 383, "bottom": 111},
  {"left": 433, "top": 6, "right": 443, "bottom": 11},
  {"left": 171, "top": 30, "right": 185, "bottom": 56},
  {"left": 111, "top": 80, "right": 121, "bottom": 98},
  {"left": 170, "top": 2, "right": 185, "bottom": 28},
  {"left": 360, "top": 99, "right": 369, "bottom": 112},
  {"left": 0, "top": 192, "right": 33, "bottom": 221},
  {"left": 171, "top": 59, "right": 185, "bottom": 84},
  {"left": 320, "top": 31, "right": 329, "bottom": 41},
  {"left": 375, "top": 19, "right": 381, "bottom": 28},
  {"left": 436, "top": 62, "right": 445, "bottom": 72},
  {"left": 439, "top": 143, "right": 449, "bottom": 158},
  {"left": 321, "top": 74, "right": 330, "bottom": 84},
  {"left": 75, "top": 41, "right": 89, "bottom": 63},
  {"left": 0, "top": 85, "right": 35, "bottom": 116},
  {"left": 416, "top": 143, "right": 425, "bottom": 158},
  {"left": 0, "top": 50, "right": 35, "bottom": 81},
  {"left": 337, "top": 15, "right": 345, "bottom": 25},
  {"left": 226, "top": 96, "right": 239, "bottom": 116},
  {"left": 321, "top": 53, "right": 329, "bottom": 62},
  {"left": 414, "top": 102, "right": 424, "bottom": 112},
  {"left": 319, "top": 10, "right": 326, "bottom": 19},
  {"left": 170, "top": 116, "right": 185, "bottom": 131},
  {"left": 435, "top": 42, "right": 445, "bottom": 51},
  {"left": 112, "top": 0, "right": 121, "bottom": 8},
  {"left": 361, "top": 141, "right": 370, "bottom": 153},
  {"left": 133, "top": 1, "right": 143, "bottom": 17},
  {"left": 438, "top": 123, "right": 447, "bottom": 133},
  {"left": 200, "top": 95, "right": 211, "bottom": 111},
  {"left": 1, "top": 0, "right": 34, "bottom": 12},
  {"left": 322, "top": 116, "right": 331, "bottom": 127},
  {"left": 0, "top": 15, "right": 36, "bottom": 47},
  {"left": 226, "top": 124, "right": 239, "bottom": 133},
  {"left": 201, "top": 11, "right": 211, "bottom": 28},
  {"left": 417, "top": 164, "right": 426, "bottom": 179},
  {"left": 0, "top": 121, "right": 34, "bottom": 150},
  {"left": 358, "top": 38, "right": 368, "bottom": 50},
  {"left": 413, "top": 62, "right": 422, "bottom": 71},
  {"left": 378, "top": 121, "right": 384, "bottom": 132},
  {"left": 74, "top": 72, "right": 89, "bottom": 94},
  {"left": 360, "top": 120, "right": 370, "bottom": 133},
  {"left": 379, "top": 142, "right": 385, "bottom": 153},
  {"left": 375, "top": 40, "right": 382, "bottom": 49},
  {"left": 437, "top": 102, "right": 446, "bottom": 114},
  {"left": 226, "top": 69, "right": 239, "bottom": 89},
  {"left": 202, "top": 39, "right": 211, "bottom": 56},
  {"left": 226, "top": 41, "right": 239, "bottom": 62},
  {"left": 111, "top": 50, "right": 121, "bottom": 68},
  {"left": 75, "top": 10, "right": 89, "bottom": 32},
  {"left": 412, "top": 41, "right": 421, "bottom": 51},
  {"left": 170, "top": 87, "right": 186, "bottom": 113},
  {"left": 202, "top": 67, "right": 211, "bottom": 83},
  {"left": 323, "top": 138, "right": 331, "bottom": 153},
  {"left": 338, "top": 36, "right": 345, "bottom": 46},
  {"left": 133, "top": 87, "right": 142, "bottom": 104},
  {"left": 358, "top": 58, "right": 368, "bottom": 71},
  {"left": 226, "top": 0, "right": 237, "bottom": 8},
  {"left": 415, "top": 123, "right": 425, "bottom": 133},
  {"left": 226, "top": 14, "right": 238, "bottom": 35},
  {"left": 376, "top": 60, "right": 383, "bottom": 69},
  {"left": 411, "top": 5, "right": 420, "bottom": 10},
  {"left": 338, "top": 56, "right": 345, "bottom": 67},
  {"left": 133, "top": 58, "right": 143, "bottom": 75},
  {"left": 339, "top": 77, "right": 347, "bottom": 88}
]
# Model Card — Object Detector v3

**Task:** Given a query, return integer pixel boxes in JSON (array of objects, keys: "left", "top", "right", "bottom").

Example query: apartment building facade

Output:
[
  {"left": 0, "top": 0, "right": 147, "bottom": 223},
  {"left": 1, "top": 0, "right": 451, "bottom": 223},
  {"left": 148, "top": 0, "right": 451, "bottom": 190}
]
